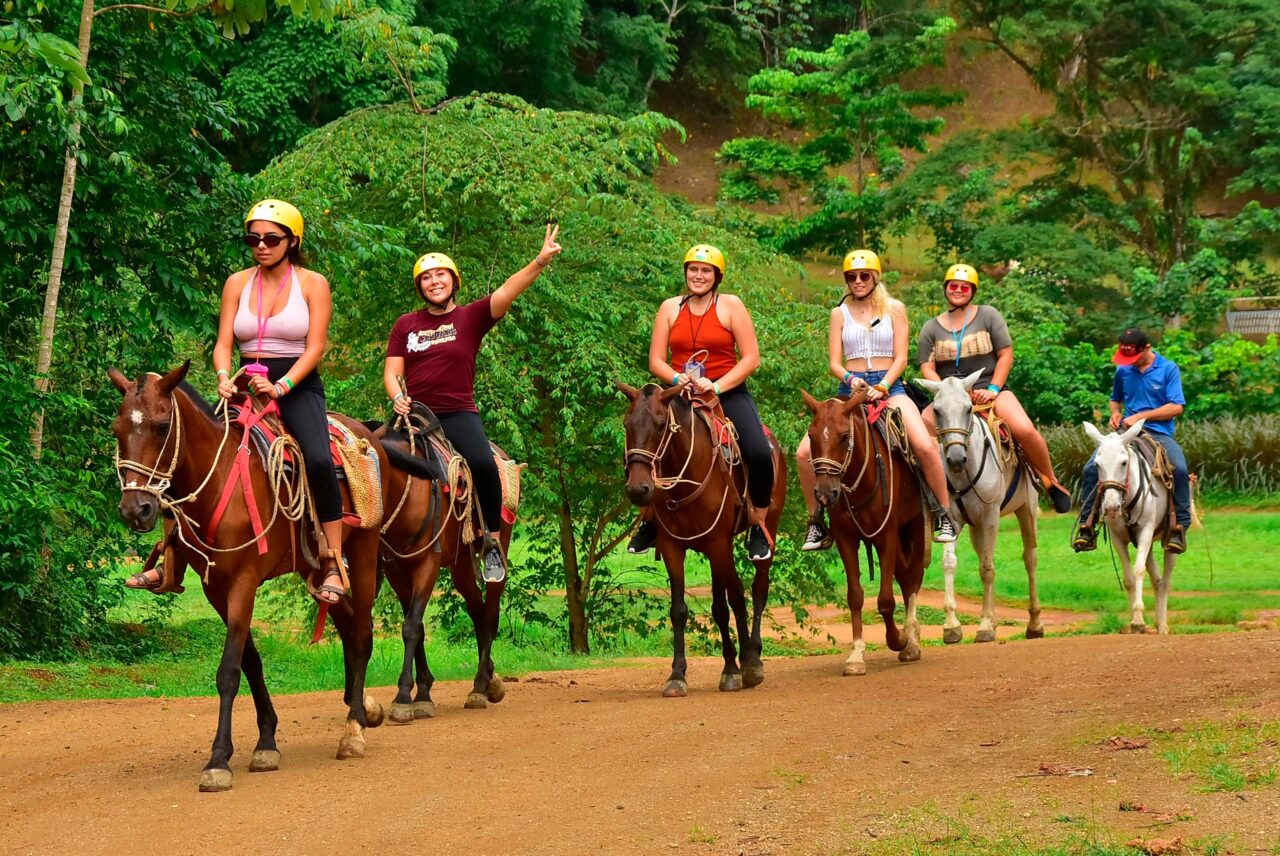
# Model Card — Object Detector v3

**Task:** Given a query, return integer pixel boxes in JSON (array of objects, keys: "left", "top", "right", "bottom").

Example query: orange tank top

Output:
[{"left": 668, "top": 296, "right": 738, "bottom": 381}]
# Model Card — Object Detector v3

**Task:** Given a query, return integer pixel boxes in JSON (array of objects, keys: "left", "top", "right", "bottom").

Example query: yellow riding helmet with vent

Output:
[
  {"left": 944, "top": 263, "right": 979, "bottom": 288},
  {"left": 244, "top": 199, "right": 304, "bottom": 241},
  {"left": 413, "top": 252, "right": 460, "bottom": 286},
  {"left": 842, "top": 249, "right": 881, "bottom": 274},
  {"left": 683, "top": 244, "right": 726, "bottom": 275}
]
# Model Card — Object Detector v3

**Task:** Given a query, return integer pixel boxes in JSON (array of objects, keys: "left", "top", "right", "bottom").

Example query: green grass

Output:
[
  {"left": 1149, "top": 719, "right": 1280, "bottom": 792},
  {"left": 861, "top": 806, "right": 1146, "bottom": 856}
]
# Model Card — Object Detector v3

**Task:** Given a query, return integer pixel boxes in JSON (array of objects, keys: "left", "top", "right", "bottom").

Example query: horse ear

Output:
[
  {"left": 916, "top": 378, "right": 942, "bottom": 398},
  {"left": 961, "top": 370, "right": 984, "bottom": 391},
  {"left": 615, "top": 381, "right": 640, "bottom": 401},
  {"left": 156, "top": 361, "right": 191, "bottom": 395},
  {"left": 1119, "top": 419, "right": 1146, "bottom": 444},
  {"left": 107, "top": 368, "right": 131, "bottom": 395},
  {"left": 842, "top": 385, "right": 869, "bottom": 415},
  {"left": 801, "top": 390, "right": 820, "bottom": 414},
  {"left": 1082, "top": 422, "right": 1106, "bottom": 447},
  {"left": 657, "top": 384, "right": 684, "bottom": 403}
]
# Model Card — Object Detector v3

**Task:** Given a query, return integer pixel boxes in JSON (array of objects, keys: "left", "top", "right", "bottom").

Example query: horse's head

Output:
[
  {"left": 802, "top": 381, "right": 870, "bottom": 507},
  {"left": 917, "top": 370, "right": 983, "bottom": 474},
  {"left": 1083, "top": 419, "right": 1145, "bottom": 520},
  {"left": 108, "top": 362, "right": 190, "bottom": 532},
  {"left": 616, "top": 381, "right": 685, "bottom": 506}
]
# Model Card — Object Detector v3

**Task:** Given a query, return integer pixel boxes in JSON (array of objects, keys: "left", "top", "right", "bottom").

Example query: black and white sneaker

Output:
[
  {"left": 933, "top": 513, "right": 957, "bottom": 543},
  {"left": 747, "top": 525, "right": 772, "bottom": 561},
  {"left": 482, "top": 543, "right": 507, "bottom": 584},
  {"left": 627, "top": 520, "right": 658, "bottom": 554},
  {"left": 801, "top": 517, "right": 832, "bottom": 551}
]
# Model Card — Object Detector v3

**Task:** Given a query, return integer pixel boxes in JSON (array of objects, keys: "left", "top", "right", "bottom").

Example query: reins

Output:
[
  {"left": 812, "top": 401, "right": 896, "bottom": 540},
  {"left": 624, "top": 387, "right": 743, "bottom": 542}
]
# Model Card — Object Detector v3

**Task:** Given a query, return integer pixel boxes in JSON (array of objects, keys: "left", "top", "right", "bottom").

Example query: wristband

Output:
[
  {"left": 273, "top": 382, "right": 287, "bottom": 398},
  {"left": 535, "top": 256, "right": 549, "bottom": 267},
  {"left": 281, "top": 376, "right": 295, "bottom": 392},
  {"left": 672, "top": 373, "right": 681, "bottom": 386},
  {"left": 842, "top": 371, "right": 854, "bottom": 386},
  {"left": 987, "top": 384, "right": 1001, "bottom": 395},
  {"left": 216, "top": 368, "right": 229, "bottom": 377},
  {"left": 712, "top": 381, "right": 722, "bottom": 396},
  {"left": 393, "top": 392, "right": 406, "bottom": 402}
]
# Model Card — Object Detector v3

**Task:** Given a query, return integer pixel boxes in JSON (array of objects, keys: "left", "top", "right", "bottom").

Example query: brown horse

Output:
[
  {"left": 109, "top": 362, "right": 387, "bottom": 792},
  {"left": 802, "top": 382, "right": 927, "bottom": 676},
  {"left": 372, "top": 422, "right": 511, "bottom": 720},
  {"left": 618, "top": 383, "right": 786, "bottom": 696}
]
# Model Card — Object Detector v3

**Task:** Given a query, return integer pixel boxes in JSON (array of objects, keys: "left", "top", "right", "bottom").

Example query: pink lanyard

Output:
[{"left": 252, "top": 262, "right": 290, "bottom": 353}]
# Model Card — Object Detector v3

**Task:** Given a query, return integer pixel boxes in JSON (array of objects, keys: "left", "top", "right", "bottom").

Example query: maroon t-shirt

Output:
[{"left": 387, "top": 295, "right": 497, "bottom": 413}]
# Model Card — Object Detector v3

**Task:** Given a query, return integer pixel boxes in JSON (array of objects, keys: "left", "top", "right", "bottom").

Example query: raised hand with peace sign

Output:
[{"left": 490, "top": 221, "right": 563, "bottom": 319}]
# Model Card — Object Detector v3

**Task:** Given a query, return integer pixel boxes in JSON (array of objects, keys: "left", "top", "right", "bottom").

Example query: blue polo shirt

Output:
[{"left": 1110, "top": 352, "right": 1185, "bottom": 436}]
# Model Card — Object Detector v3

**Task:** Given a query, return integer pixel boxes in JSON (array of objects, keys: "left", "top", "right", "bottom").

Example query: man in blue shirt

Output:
[{"left": 1073, "top": 328, "right": 1191, "bottom": 554}]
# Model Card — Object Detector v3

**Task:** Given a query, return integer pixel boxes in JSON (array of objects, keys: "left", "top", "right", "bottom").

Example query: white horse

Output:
[
  {"left": 920, "top": 372, "right": 1043, "bottom": 643},
  {"left": 1083, "top": 420, "right": 1177, "bottom": 635}
]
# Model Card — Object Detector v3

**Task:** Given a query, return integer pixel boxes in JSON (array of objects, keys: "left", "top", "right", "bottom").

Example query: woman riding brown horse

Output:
[
  {"left": 110, "top": 362, "right": 387, "bottom": 792},
  {"left": 374, "top": 419, "right": 513, "bottom": 719},
  {"left": 801, "top": 381, "right": 927, "bottom": 676},
  {"left": 618, "top": 382, "right": 786, "bottom": 696}
]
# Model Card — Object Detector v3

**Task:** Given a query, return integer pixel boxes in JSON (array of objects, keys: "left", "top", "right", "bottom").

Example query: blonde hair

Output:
[{"left": 843, "top": 272, "right": 890, "bottom": 317}]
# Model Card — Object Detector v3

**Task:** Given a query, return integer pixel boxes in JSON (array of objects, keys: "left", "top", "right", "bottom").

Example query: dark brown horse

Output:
[
  {"left": 618, "top": 383, "right": 786, "bottom": 696},
  {"left": 373, "top": 424, "right": 512, "bottom": 720},
  {"left": 109, "top": 362, "right": 387, "bottom": 792},
  {"left": 802, "top": 382, "right": 927, "bottom": 676}
]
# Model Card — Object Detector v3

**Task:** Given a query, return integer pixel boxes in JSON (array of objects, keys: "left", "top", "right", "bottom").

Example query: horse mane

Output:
[{"left": 177, "top": 380, "right": 221, "bottom": 424}]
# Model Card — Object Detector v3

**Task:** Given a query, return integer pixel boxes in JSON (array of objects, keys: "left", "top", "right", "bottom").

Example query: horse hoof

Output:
[
  {"left": 742, "top": 662, "right": 765, "bottom": 689},
  {"left": 899, "top": 643, "right": 922, "bottom": 663},
  {"left": 661, "top": 679, "right": 688, "bottom": 698},
  {"left": 464, "top": 692, "right": 489, "bottom": 709},
  {"left": 486, "top": 677, "right": 506, "bottom": 704},
  {"left": 248, "top": 750, "right": 280, "bottom": 772},
  {"left": 336, "top": 734, "right": 366, "bottom": 761},
  {"left": 719, "top": 673, "right": 743, "bottom": 693},
  {"left": 388, "top": 703, "right": 416, "bottom": 725},
  {"left": 1129, "top": 623, "right": 1148, "bottom": 635},
  {"left": 363, "top": 695, "right": 385, "bottom": 729},
  {"left": 1025, "top": 626, "right": 1045, "bottom": 640},
  {"left": 413, "top": 700, "right": 437, "bottom": 719},
  {"left": 942, "top": 626, "right": 963, "bottom": 645},
  {"left": 842, "top": 661, "right": 866, "bottom": 677},
  {"left": 198, "top": 767, "right": 233, "bottom": 792},
  {"left": 975, "top": 628, "right": 996, "bottom": 644}
]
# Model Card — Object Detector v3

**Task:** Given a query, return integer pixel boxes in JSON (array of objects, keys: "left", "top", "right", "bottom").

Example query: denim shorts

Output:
[{"left": 837, "top": 368, "right": 906, "bottom": 398}]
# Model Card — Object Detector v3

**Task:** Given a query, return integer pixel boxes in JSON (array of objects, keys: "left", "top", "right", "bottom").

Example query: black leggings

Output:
[
  {"left": 259, "top": 357, "right": 343, "bottom": 524},
  {"left": 718, "top": 384, "right": 774, "bottom": 509},
  {"left": 439, "top": 411, "right": 502, "bottom": 534}
]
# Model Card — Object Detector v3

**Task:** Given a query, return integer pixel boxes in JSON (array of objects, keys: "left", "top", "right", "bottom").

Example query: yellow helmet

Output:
[
  {"left": 683, "top": 244, "right": 726, "bottom": 275},
  {"left": 842, "top": 249, "right": 881, "bottom": 274},
  {"left": 244, "top": 199, "right": 304, "bottom": 241},
  {"left": 413, "top": 252, "right": 460, "bottom": 286},
  {"left": 944, "top": 263, "right": 979, "bottom": 288}
]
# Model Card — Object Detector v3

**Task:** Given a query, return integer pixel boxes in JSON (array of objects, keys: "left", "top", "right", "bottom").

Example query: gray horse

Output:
[
  {"left": 1083, "top": 419, "right": 1177, "bottom": 634},
  {"left": 920, "top": 372, "right": 1043, "bottom": 643}
]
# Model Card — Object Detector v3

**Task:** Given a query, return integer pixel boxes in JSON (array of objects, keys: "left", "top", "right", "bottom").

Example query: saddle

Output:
[
  {"left": 383, "top": 402, "right": 525, "bottom": 543},
  {"left": 688, "top": 392, "right": 776, "bottom": 538},
  {"left": 234, "top": 398, "right": 383, "bottom": 530},
  {"left": 971, "top": 401, "right": 1017, "bottom": 465},
  {"left": 1132, "top": 432, "right": 1179, "bottom": 541}
]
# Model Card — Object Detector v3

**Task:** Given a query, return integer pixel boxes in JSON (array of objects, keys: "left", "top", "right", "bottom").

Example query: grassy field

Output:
[{"left": 2, "top": 510, "right": 1276, "bottom": 704}]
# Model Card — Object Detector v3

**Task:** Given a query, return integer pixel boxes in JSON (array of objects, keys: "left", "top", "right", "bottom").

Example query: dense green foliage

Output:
[{"left": 2, "top": 0, "right": 1279, "bottom": 663}]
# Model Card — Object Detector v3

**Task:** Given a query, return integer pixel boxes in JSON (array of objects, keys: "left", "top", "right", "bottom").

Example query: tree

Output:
[
  {"left": 717, "top": 17, "right": 960, "bottom": 254},
  {"left": 257, "top": 95, "right": 830, "bottom": 652},
  {"left": 956, "top": 0, "right": 1280, "bottom": 277}
]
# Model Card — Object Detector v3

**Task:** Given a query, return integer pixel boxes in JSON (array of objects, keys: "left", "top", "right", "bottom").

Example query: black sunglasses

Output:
[{"left": 242, "top": 233, "right": 289, "bottom": 249}]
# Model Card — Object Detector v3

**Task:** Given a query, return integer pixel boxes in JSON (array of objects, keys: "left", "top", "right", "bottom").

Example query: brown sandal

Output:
[{"left": 307, "top": 548, "right": 350, "bottom": 605}]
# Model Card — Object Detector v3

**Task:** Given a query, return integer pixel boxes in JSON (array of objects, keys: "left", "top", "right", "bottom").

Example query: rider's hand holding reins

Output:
[
  {"left": 217, "top": 375, "right": 237, "bottom": 400},
  {"left": 393, "top": 394, "right": 413, "bottom": 416},
  {"left": 971, "top": 388, "right": 997, "bottom": 405},
  {"left": 248, "top": 374, "right": 280, "bottom": 399}
]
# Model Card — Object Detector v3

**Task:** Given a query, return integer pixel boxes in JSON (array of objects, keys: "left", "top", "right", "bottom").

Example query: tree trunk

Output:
[
  {"left": 558, "top": 498, "right": 590, "bottom": 653},
  {"left": 31, "top": 0, "right": 95, "bottom": 458}
]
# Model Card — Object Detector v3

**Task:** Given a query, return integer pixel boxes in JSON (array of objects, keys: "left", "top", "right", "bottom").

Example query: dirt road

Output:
[{"left": 3, "top": 632, "right": 1278, "bottom": 855}]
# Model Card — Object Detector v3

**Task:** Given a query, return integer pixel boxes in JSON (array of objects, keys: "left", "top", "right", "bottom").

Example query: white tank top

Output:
[
  {"left": 840, "top": 303, "right": 894, "bottom": 368},
  {"left": 233, "top": 268, "right": 310, "bottom": 357}
]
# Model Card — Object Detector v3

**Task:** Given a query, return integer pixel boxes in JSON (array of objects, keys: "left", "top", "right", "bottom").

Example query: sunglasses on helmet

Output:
[{"left": 242, "top": 232, "right": 290, "bottom": 249}]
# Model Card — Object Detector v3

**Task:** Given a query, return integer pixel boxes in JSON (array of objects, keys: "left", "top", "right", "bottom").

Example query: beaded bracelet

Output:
[{"left": 273, "top": 382, "right": 287, "bottom": 398}]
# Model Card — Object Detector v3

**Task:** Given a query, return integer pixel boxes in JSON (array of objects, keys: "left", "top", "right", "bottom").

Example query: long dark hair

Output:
[{"left": 281, "top": 225, "right": 308, "bottom": 267}]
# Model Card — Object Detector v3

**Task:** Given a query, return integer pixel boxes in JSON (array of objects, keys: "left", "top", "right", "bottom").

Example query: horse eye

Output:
[{"left": 154, "top": 421, "right": 171, "bottom": 434}]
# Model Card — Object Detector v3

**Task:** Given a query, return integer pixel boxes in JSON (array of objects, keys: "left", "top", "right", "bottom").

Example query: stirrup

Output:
[{"left": 307, "top": 548, "right": 350, "bottom": 604}]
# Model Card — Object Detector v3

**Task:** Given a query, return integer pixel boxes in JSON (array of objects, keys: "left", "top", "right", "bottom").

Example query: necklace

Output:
[{"left": 946, "top": 306, "right": 974, "bottom": 367}]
